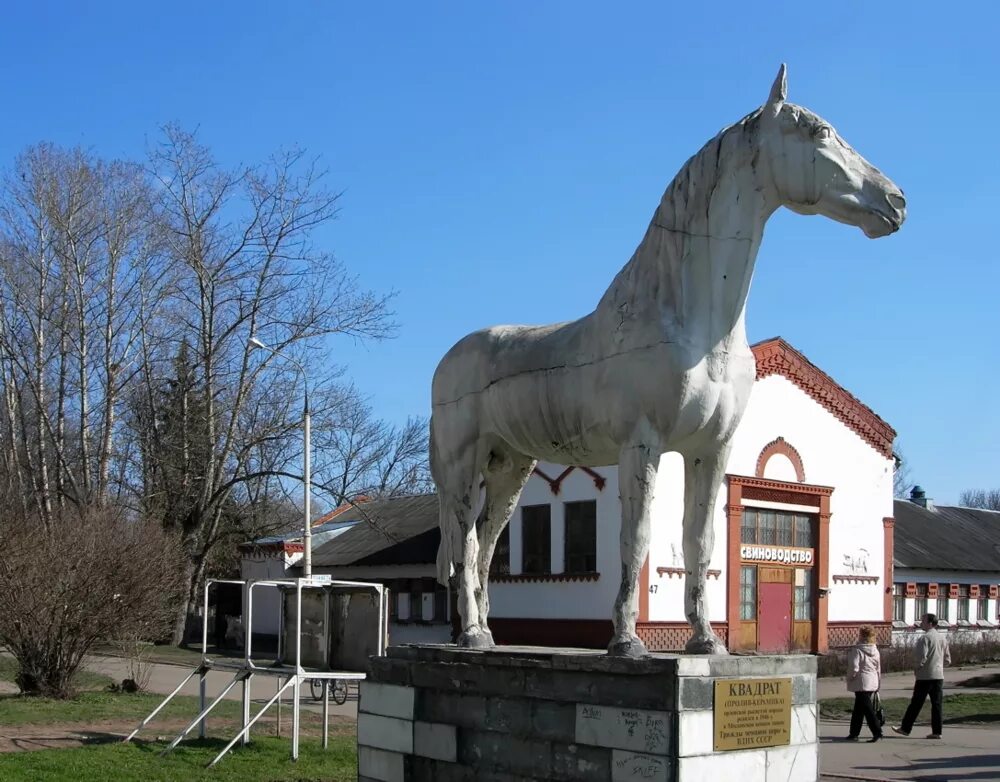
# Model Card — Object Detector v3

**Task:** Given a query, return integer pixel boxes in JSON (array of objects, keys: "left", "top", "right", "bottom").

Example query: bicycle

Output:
[{"left": 309, "top": 678, "right": 349, "bottom": 705}]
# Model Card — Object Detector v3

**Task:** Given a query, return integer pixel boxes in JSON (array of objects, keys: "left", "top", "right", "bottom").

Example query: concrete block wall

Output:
[{"left": 358, "top": 646, "right": 818, "bottom": 782}]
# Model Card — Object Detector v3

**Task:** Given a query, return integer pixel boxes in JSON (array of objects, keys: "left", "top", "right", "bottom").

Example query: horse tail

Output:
[{"left": 430, "top": 423, "right": 456, "bottom": 586}]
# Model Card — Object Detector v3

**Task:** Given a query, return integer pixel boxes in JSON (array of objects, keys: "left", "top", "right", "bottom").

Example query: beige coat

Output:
[
  {"left": 846, "top": 643, "right": 881, "bottom": 692},
  {"left": 914, "top": 628, "right": 951, "bottom": 680}
]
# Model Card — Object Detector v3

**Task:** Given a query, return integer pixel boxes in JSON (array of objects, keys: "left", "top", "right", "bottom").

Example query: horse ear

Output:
[{"left": 766, "top": 64, "right": 787, "bottom": 111}]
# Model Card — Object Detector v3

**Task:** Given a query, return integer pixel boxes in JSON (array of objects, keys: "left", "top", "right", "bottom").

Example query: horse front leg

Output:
[
  {"left": 609, "top": 428, "right": 659, "bottom": 657},
  {"left": 682, "top": 443, "right": 731, "bottom": 655}
]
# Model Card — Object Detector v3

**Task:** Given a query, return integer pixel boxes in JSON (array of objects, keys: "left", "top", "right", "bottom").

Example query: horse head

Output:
[{"left": 757, "top": 64, "right": 906, "bottom": 238}]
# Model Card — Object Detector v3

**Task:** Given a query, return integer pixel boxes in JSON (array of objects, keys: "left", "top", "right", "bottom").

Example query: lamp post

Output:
[{"left": 249, "top": 336, "right": 312, "bottom": 578}]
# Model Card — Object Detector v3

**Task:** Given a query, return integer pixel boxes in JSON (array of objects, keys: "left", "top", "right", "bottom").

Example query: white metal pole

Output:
[
  {"left": 303, "top": 401, "right": 311, "bottom": 578},
  {"left": 322, "top": 680, "right": 330, "bottom": 750}
]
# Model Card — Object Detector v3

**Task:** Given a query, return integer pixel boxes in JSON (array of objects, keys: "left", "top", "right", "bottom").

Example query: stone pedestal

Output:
[{"left": 358, "top": 645, "right": 818, "bottom": 782}]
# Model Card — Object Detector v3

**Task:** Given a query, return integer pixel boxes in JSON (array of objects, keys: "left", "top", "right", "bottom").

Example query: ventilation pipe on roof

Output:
[{"left": 909, "top": 485, "right": 935, "bottom": 511}]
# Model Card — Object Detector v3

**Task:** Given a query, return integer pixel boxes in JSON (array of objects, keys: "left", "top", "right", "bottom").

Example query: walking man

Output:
[{"left": 892, "top": 613, "right": 951, "bottom": 739}]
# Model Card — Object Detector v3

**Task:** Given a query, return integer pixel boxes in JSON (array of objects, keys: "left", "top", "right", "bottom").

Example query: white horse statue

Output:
[{"left": 431, "top": 65, "right": 905, "bottom": 656}]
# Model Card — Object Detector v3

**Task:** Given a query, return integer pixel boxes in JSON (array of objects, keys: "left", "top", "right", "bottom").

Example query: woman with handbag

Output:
[{"left": 845, "top": 625, "right": 883, "bottom": 742}]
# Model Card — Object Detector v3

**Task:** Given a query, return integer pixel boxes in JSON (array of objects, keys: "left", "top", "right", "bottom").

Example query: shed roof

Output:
[{"left": 309, "top": 494, "right": 439, "bottom": 567}]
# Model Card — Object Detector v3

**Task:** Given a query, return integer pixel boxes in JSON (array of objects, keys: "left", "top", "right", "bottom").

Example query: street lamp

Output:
[{"left": 249, "top": 336, "right": 313, "bottom": 578}]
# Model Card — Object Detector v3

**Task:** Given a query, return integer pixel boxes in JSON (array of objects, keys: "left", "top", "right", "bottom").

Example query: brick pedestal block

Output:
[{"left": 358, "top": 645, "right": 818, "bottom": 782}]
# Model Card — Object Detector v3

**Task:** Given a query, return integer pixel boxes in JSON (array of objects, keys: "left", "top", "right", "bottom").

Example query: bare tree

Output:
[
  {"left": 142, "top": 127, "right": 397, "bottom": 641},
  {"left": 893, "top": 446, "right": 914, "bottom": 499},
  {"left": 958, "top": 488, "right": 1000, "bottom": 511},
  {"left": 0, "top": 145, "right": 163, "bottom": 522}
]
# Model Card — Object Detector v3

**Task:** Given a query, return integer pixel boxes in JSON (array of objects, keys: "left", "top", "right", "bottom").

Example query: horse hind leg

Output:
[
  {"left": 475, "top": 450, "right": 536, "bottom": 643},
  {"left": 433, "top": 440, "right": 491, "bottom": 649}
]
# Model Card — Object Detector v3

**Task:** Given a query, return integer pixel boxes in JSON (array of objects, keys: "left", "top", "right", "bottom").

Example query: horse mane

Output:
[{"left": 596, "top": 109, "right": 763, "bottom": 321}]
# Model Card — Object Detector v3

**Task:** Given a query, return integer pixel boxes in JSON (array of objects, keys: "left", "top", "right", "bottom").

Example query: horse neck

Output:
[{"left": 597, "top": 126, "right": 775, "bottom": 351}]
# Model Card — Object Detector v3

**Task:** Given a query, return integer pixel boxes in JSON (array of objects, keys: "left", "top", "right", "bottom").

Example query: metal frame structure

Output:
[{"left": 124, "top": 576, "right": 386, "bottom": 767}]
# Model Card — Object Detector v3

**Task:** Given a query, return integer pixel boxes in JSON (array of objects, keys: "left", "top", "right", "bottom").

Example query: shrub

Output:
[
  {"left": 0, "top": 508, "right": 185, "bottom": 698},
  {"left": 817, "top": 635, "right": 1000, "bottom": 678}
]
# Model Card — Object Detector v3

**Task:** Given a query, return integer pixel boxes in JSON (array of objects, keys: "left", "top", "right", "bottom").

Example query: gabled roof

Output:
[
  {"left": 893, "top": 499, "right": 1000, "bottom": 572},
  {"left": 309, "top": 494, "right": 439, "bottom": 567},
  {"left": 752, "top": 337, "right": 895, "bottom": 458}
]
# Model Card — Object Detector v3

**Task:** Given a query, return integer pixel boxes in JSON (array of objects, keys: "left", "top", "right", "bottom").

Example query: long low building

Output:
[{"left": 890, "top": 487, "right": 1000, "bottom": 644}]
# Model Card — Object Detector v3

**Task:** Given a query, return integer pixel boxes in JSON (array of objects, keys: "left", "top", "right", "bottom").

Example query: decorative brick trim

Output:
[
  {"left": 827, "top": 622, "right": 892, "bottom": 648},
  {"left": 531, "top": 465, "right": 606, "bottom": 494},
  {"left": 490, "top": 572, "right": 600, "bottom": 584},
  {"left": 752, "top": 338, "right": 896, "bottom": 458},
  {"left": 927, "top": 583, "right": 939, "bottom": 599},
  {"left": 948, "top": 583, "right": 959, "bottom": 599},
  {"left": 636, "top": 622, "right": 729, "bottom": 652},
  {"left": 755, "top": 436, "right": 806, "bottom": 483},
  {"left": 655, "top": 567, "right": 721, "bottom": 580},
  {"left": 832, "top": 575, "right": 879, "bottom": 585},
  {"left": 990, "top": 585, "right": 999, "bottom": 599}
]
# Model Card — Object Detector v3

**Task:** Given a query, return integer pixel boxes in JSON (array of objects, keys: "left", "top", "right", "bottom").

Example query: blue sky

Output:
[{"left": 3, "top": 3, "right": 997, "bottom": 503}]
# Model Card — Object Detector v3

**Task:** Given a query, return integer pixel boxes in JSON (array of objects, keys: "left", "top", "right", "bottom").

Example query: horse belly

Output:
[{"left": 480, "top": 367, "right": 619, "bottom": 465}]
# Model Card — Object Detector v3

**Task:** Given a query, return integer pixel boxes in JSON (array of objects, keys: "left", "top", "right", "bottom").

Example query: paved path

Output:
[
  {"left": 817, "top": 664, "right": 1000, "bottom": 701},
  {"left": 819, "top": 720, "right": 1000, "bottom": 781}
]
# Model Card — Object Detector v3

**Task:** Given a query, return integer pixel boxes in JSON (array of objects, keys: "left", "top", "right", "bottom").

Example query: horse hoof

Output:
[
  {"left": 685, "top": 635, "right": 728, "bottom": 655},
  {"left": 607, "top": 636, "right": 648, "bottom": 658},
  {"left": 457, "top": 629, "right": 494, "bottom": 649}
]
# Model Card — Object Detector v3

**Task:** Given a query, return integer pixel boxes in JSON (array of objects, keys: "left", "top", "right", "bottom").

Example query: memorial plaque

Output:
[{"left": 713, "top": 677, "right": 791, "bottom": 751}]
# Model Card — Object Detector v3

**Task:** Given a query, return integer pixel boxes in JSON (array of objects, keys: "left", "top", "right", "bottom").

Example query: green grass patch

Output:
[
  {"left": 0, "top": 736, "right": 356, "bottom": 781},
  {"left": 0, "top": 656, "right": 115, "bottom": 694},
  {"left": 820, "top": 692, "right": 1000, "bottom": 724}
]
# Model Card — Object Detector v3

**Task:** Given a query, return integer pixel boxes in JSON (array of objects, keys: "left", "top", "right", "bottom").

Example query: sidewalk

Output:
[
  {"left": 819, "top": 720, "right": 1000, "bottom": 781},
  {"left": 818, "top": 665, "right": 1000, "bottom": 780}
]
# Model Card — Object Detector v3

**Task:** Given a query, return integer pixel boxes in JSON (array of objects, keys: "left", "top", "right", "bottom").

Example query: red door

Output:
[{"left": 758, "top": 582, "right": 792, "bottom": 653}]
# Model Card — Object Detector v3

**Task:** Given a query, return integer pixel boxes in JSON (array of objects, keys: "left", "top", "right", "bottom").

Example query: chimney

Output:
[{"left": 909, "top": 485, "right": 935, "bottom": 511}]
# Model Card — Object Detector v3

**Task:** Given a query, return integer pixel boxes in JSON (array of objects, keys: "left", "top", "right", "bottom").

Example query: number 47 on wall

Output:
[{"left": 649, "top": 585, "right": 658, "bottom": 594}]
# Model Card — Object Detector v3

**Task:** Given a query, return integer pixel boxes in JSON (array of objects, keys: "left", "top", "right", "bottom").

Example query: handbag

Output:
[{"left": 872, "top": 691, "right": 886, "bottom": 727}]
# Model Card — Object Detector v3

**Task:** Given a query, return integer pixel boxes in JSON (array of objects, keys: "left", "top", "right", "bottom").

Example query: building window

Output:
[
  {"left": 913, "top": 584, "right": 927, "bottom": 623},
  {"left": 977, "top": 586, "right": 989, "bottom": 621},
  {"left": 957, "top": 585, "right": 970, "bottom": 622},
  {"left": 397, "top": 591, "right": 411, "bottom": 622},
  {"left": 793, "top": 570, "right": 813, "bottom": 621},
  {"left": 521, "top": 504, "right": 551, "bottom": 574},
  {"left": 741, "top": 509, "right": 816, "bottom": 548},
  {"left": 564, "top": 500, "right": 597, "bottom": 572},
  {"left": 893, "top": 583, "right": 906, "bottom": 622},
  {"left": 490, "top": 524, "right": 510, "bottom": 576},
  {"left": 740, "top": 566, "right": 757, "bottom": 620},
  {"left": 936, "top": 590, "right": 949, "bottom": 624},
  {"left": 434, "top": 586, "right": 448, "bottom": 623}
]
